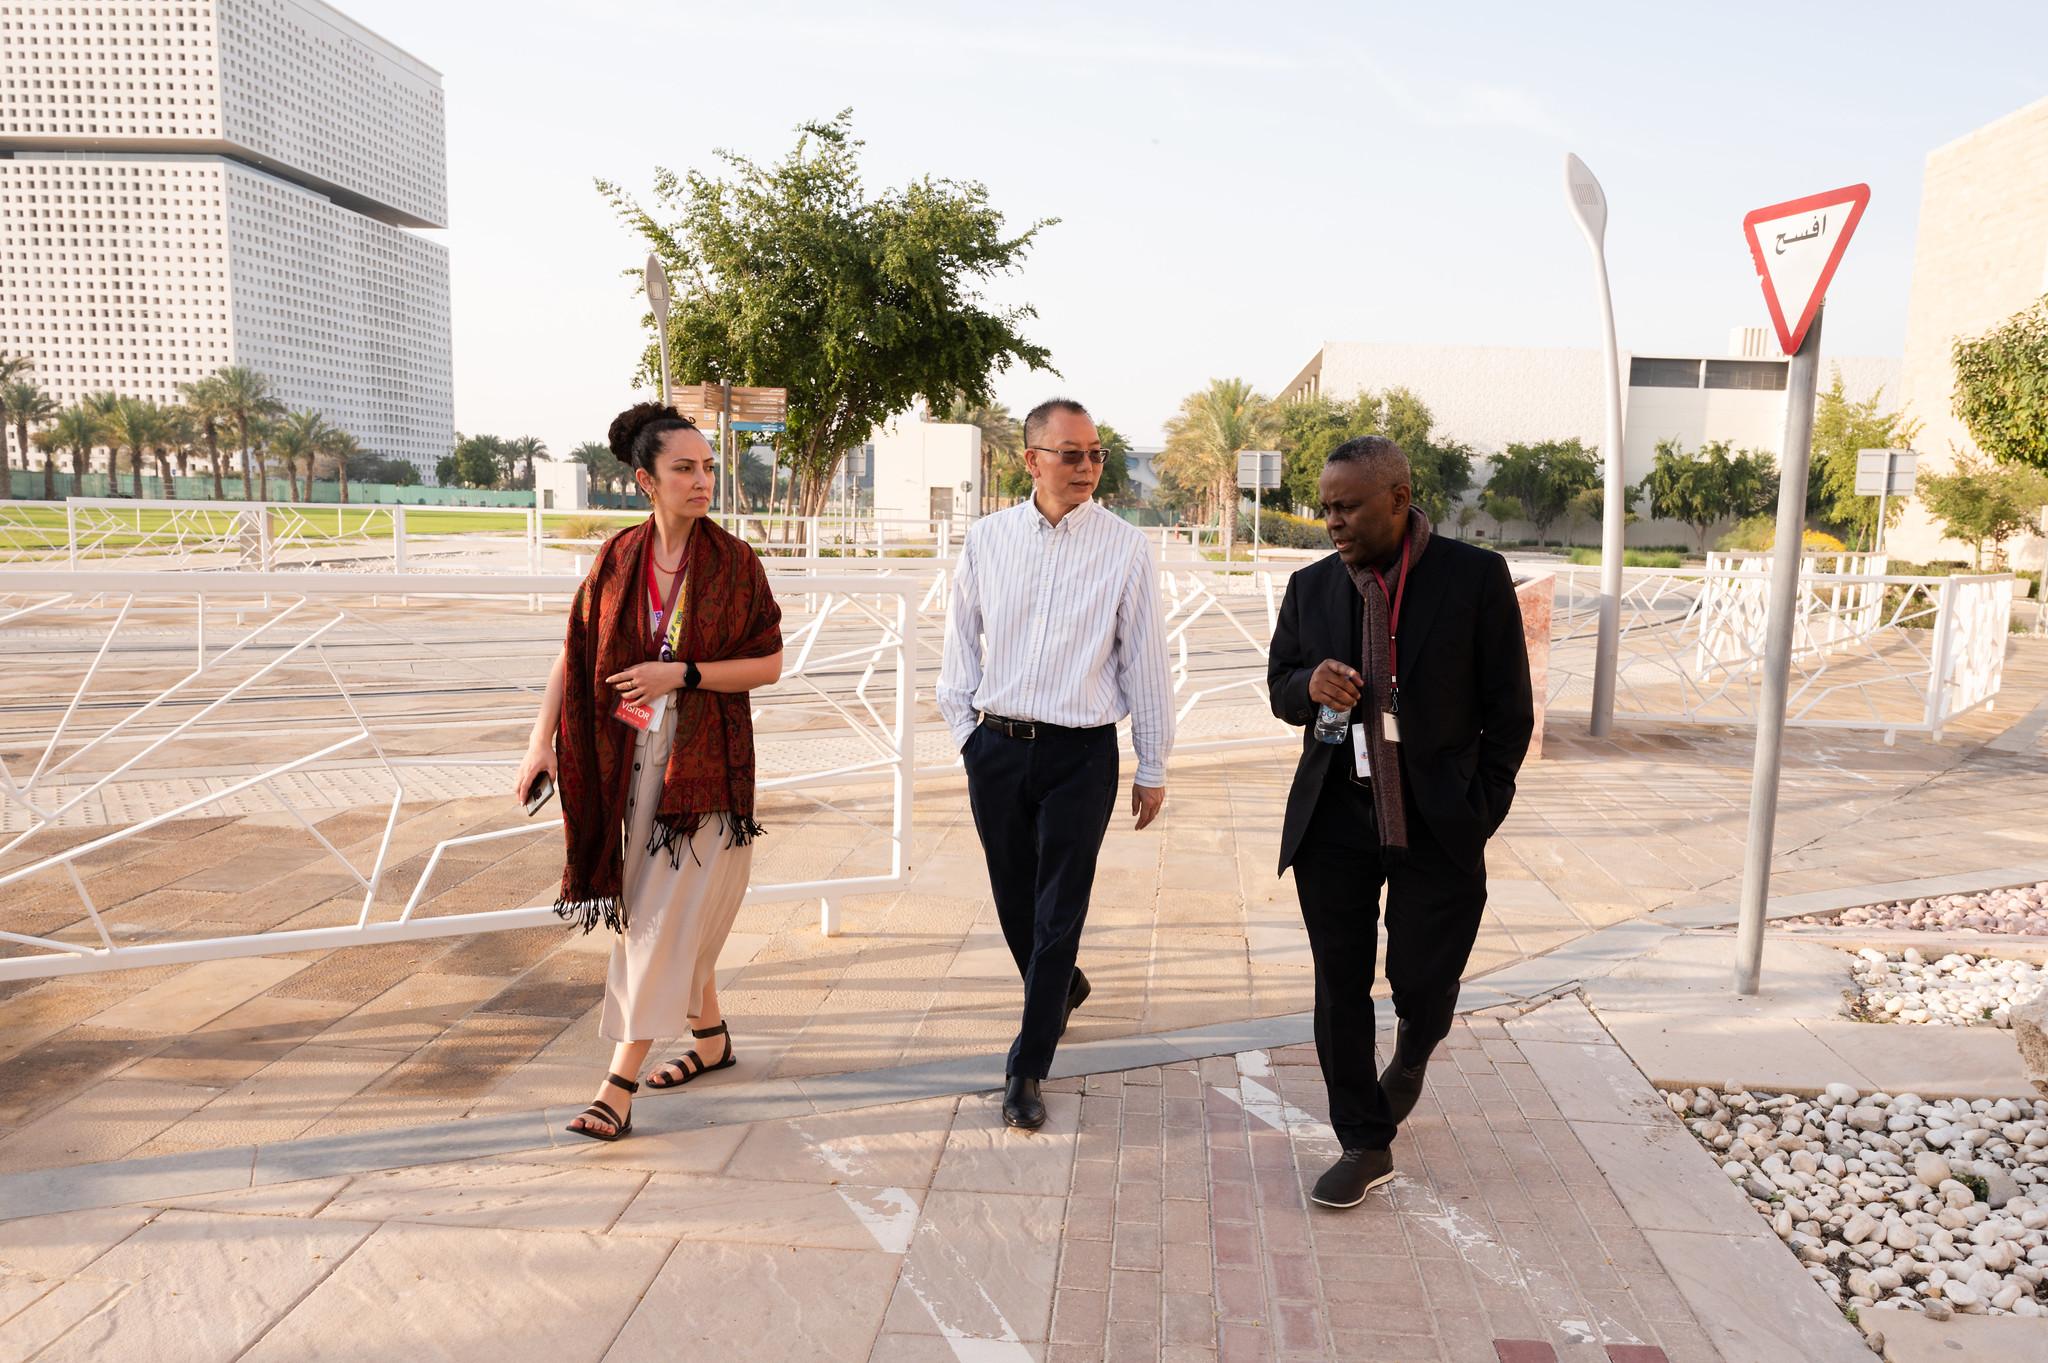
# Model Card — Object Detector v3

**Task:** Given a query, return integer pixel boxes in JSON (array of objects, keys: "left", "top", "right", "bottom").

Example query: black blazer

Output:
[{"left": 1267, "top": 538, "right": 1535, "bottom": 874}]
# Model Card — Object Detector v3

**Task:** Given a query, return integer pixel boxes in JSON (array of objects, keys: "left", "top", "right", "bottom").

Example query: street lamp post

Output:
[
  {"left": 644, "top": 253, "right": 672, "bottom": 409},
  {"left": 1564, "top": 154, "right": 1627, "bottom": 737}
]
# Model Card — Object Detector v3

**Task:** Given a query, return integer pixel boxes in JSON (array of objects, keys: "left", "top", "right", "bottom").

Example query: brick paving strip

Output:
[{"left": 2, "top": 995, "right": 1893, "bottom": 1363}]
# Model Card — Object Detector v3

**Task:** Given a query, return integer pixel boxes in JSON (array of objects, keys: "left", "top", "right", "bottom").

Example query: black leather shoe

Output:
[
  {"left": 1380, "top": 1053, "right": 1430, "bottom": 1126},
  {"left": 1060, "top": 968, "right": 1091, "bottom": 1037},
  {"left": 1002, "top": 1075, "right": 1046, "bottom": 1130},
  {"left": 1311, "top": 1147, "right": 1394, "bottom": 1209}
]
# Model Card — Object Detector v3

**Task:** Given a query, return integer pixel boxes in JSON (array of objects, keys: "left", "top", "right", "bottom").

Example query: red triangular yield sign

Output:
[{"left": 1741, "top": 184, "right": 1870, "bottom": 355}]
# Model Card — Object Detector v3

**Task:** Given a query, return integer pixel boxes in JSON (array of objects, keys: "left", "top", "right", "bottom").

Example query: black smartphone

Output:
[{"left": 523, "top": 772, "right": 556, "bottom": 817}]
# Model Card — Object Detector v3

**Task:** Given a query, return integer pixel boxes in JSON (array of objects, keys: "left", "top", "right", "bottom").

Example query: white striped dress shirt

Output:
[{"left": 938, "top": 498, "right": 1176, "bottom": 787}]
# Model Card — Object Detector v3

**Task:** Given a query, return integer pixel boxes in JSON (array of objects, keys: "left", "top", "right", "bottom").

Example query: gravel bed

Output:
[
  {"left": 1666, "top": 1084, "right": 2048, "bottom": 1321},
  {"left": 1849, "top": 949, "right": 2047, "bottom": 1027},
  {"left": 1798, "top": 881, "right": 2048, "bottom": 936}
]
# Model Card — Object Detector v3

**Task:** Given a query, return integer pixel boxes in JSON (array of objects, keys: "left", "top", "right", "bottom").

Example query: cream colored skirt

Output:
[{"left": 600, "top": 703, "right": 753, "bottom": 1043}]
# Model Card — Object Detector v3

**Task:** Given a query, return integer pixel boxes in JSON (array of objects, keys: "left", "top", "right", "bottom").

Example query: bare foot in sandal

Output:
[{"left": 567, "top": 1072, "right": 638, "bottom": 1141}]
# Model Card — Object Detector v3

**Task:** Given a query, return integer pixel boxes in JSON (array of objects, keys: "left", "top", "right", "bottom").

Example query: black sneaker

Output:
[
  {"left": 1310, "top": 1148, "right": 1394, "bottom": 1209},
  {"left": 1380, "top": 1054, "right": 1429, "bottom": 1126}
]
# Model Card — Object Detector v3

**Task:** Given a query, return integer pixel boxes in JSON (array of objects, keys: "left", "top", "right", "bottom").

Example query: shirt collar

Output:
[{"left": 1029, "top": 497, "right": 1094, "bottom": 532}]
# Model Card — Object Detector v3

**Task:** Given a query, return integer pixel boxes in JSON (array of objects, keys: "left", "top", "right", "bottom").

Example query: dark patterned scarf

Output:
[
  {"left": 1345, "top": 505, "right": 1432, "bottom": 859},
  {"left": 553, "top": 515, "right": 783, "bottom": 932}
]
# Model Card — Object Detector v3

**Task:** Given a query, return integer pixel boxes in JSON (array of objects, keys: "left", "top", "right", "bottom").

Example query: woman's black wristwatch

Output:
[{"left": 683, "top": 660, "right": 702, "bottom": 691}]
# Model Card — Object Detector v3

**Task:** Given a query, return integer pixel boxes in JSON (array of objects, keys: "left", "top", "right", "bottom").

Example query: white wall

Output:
[
  {"left": 534, "top": 459, "right": 587, "bottom": 512},
  {"left": 869, "top": 418, "right": 980, "bottom": 528}
]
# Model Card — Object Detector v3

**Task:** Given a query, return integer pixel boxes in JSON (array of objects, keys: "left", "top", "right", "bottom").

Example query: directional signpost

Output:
[
  {"left": 1236, "top": 450, "right": 1282, "bottom": 563},
  {"left": 1855, "top": 448, "right": 1918, "bottom": 553},
  {"left": 1732, "top": 184, "right": 1870, "bottom": 995}
]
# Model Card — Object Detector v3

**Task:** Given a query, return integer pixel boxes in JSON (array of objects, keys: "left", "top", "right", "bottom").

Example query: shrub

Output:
[
  {"left": 1565, "top": 547, "right": 1683, "bottom": 568},
  {"left": 1249, "top": 510, "right": 1331, "bottom": 550},
  {"left": 556, "top": 515, "right": 626, "bottom": 542},
  {"left": 1715, "top": 515, "right": 1846, "bottom": 553}
]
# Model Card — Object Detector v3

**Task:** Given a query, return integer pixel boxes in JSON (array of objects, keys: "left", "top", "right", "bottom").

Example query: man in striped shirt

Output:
[{"left": 939, "top": 397, "right": 1175, "bottom": 1130}]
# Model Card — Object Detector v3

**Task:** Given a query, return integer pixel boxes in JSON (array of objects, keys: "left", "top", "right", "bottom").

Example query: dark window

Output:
[
  {"left": 1703, "top": 360, "right": 1788, "bottom": 391},
  {"left": 1629, "top": 357, "right": 1700, "bottom": 388}
]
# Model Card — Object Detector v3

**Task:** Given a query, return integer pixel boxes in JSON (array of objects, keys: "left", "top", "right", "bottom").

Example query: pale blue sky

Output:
[{"left": 340, "top": 0, "right": 2046, "bottom": 451}]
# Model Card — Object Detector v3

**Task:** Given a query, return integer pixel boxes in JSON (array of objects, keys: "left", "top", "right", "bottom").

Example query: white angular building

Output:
[{"left": 0, "top": 0, "right": 452, "bottom": 474}]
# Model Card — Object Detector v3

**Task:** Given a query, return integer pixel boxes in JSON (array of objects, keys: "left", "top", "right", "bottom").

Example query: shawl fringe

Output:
[
  {"left": 553, "top": 894, "right": 624, "bottom": 935},
  {"left": 646, "top": 813, "right": 768, "bottom": 870}
]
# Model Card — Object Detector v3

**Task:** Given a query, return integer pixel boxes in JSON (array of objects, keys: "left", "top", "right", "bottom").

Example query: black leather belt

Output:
[{"left": 979, "top": 712, "right": 1108, "bottom": 741}]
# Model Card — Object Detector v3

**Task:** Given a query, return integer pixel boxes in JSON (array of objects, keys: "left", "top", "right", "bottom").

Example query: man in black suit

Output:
[{"left": 1268, "top": 435, "right": 1533, "bottom": 1208}]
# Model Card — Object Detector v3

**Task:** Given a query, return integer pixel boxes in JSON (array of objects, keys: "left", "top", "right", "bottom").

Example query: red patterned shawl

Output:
[{"left": 553, "top": 515, "right": 782, "bottom": 932}]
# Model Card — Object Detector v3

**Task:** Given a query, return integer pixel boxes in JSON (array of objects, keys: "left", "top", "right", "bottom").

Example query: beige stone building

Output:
[{"left": 1890, "top": 95, "right": 2048, "bottom": 566}]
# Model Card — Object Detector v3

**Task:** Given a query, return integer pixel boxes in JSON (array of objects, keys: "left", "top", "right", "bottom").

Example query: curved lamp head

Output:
[
  {"left": 644, "top": 252, "right": 671, "bottom": 327},
  {"left": 1564, "top": 153, "right": 1607, "bottom": 248}
]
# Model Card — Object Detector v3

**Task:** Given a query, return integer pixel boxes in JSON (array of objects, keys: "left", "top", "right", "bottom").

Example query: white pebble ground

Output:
[
  {"left": 1802, "top": 881, "right": 2048, "bottom": 936},
  {"left": 1667, "top": 1084, "right": 2048, "bottom": 1320},
  {"left": 1849, "top": 948, "right": 2047, "bottom": 1028}
]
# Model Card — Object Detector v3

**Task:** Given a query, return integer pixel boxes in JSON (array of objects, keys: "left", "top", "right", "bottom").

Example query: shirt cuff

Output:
[
  {"left": 1134, "top": 759, "right": 1166, "bottom": 788},
  {"left": 947, "top": 716, "right": 979, "bottom": 751}
]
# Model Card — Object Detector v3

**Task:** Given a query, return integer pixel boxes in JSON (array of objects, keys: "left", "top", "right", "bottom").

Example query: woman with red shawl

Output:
[{"left": 514, "top": 402, "right": 784, "bottom": 1141}]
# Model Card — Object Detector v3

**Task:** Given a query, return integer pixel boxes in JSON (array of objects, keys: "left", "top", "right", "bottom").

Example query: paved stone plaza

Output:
[{"left": 1, "top": 641, "right": 2045, "bottom": 1360}]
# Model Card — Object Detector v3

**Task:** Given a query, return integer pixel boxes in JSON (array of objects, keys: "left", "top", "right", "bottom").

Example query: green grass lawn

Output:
[{"left": 0, "top": 503, "right": 652, "bottom": 555}]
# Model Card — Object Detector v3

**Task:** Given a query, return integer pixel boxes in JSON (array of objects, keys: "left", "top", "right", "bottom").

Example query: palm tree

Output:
[
  {"left": 271, "top": 410, "right": 329, "bottom": 504},
  {"left": 38, "top": 405, "right": 101, "bottom": 493},
  {"left": 506, "top": 435, "right": 548, "bottom": 491},
  {"left": 567, "top": 440, "right": 625, "bottom": 500},
  {"left": 319, "top": 427, "right": 361, "bottom": 504},
  {"left": 1158, "top": 378, "right": 1279, "bottom": 549},
  {"left": 211, "top": 366, "right": 283, "bottom": 501},
  {"left": 81, "top": 391, "right": 122, "bottom": 487},
  {"left": 179, "top": 375, "right": 233, "bottom": 501},
  {"left": 100, "top": 398, "right": 172, "bottom": 500},
  {"left": 2, "top": 379, "right": 58, "bottom": 501},
  {"left": 943, "top": 396, "right": 1022, "bottom": 513},
  {"left": 157, "top": 407, "right": 198, "bottom": 500}
]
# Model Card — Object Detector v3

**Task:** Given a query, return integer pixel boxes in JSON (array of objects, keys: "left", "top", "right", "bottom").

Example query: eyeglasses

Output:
[{"left": 1026, "top": 446, "right": 1109, "bottom": 467}]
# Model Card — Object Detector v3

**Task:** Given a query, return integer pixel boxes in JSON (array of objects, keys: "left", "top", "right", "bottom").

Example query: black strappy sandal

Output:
[
  {"left": 567, "top": 1072, "right": 638, "bottom": 1141},
  {"left": 644, "top": 1021, "right": 737, "bottom": 1090}
]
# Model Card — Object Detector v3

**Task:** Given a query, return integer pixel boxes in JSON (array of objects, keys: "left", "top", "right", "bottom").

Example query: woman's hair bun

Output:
[{"left": 607, "top": 402, "right": 683, "bottom": 462}]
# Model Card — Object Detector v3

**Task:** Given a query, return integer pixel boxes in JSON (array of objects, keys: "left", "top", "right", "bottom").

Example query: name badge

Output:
[
  {"left": 1351, "top": 723, "right": 1371, "bottom": 779},
  {"left": 1382, "top": 710, "right": 1401, "bottom": 744},
  {"left": 613, "top": 692, "right": 669, "bottom": 733}
]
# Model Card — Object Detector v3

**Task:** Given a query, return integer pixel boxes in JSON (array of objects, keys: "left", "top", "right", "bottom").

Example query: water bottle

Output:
[{"left": 1314, "top": 704, "right": 1349, "bottom": 745}]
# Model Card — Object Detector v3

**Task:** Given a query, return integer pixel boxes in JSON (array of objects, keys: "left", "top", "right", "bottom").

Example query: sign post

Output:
[
  {"left": 1855, "top": 448, "right": 1918, "bottom": 553},
  {"left": 1731, "top": 183, "right": 1870, "bottom": 995},
  {"left": 643, "top": 254, "right": 672, "bottom": 409},
  {"left": 1563, "top": 154, "right": 1627, "bottom": 737},
  {"left": 1236, "top": 450, "right": 1282, "bottom": 562}
]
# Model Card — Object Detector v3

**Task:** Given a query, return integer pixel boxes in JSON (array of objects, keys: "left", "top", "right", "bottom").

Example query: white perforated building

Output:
[{"left": 0, "top": 0, "right": 452, "bottom": 473}]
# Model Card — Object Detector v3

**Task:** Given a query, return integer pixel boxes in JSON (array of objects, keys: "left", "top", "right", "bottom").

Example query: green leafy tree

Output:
[
  {"left": 1564, "top": 483, "right": 1638, "bottom": 548},
  {"left": 270, "top": 410, "right": 330, "bottom": 503},
  {"left": 1, "top": 379, "right": 58, "bottom": 501},
  {"left": 1951, "top": 294, "right": 2048, "bottom": 473},
  {"left": 1094, "top": 422, "right": 1133, "bottom": 505},
  {"left": 1638, "top": 439, "right": 1778, "bottom": 553},
  {"left": 1808, "top": 369, "right": 1923, "bottom": 547},
  {"left": 1481, "top": 493, "right": 1523, "bottom": 541},
  {"left": 436, "top": 453, "right": 459, "bottom": 488},
  {"left": 1275, "top": 387, "right": 1473, "bottom": 524},
  {"left": 1484, "top": 438, "right": 1601, "bottom": 546},
  {"left": 1158, "top": 378, "right": 1279, "bottom": 547},
  {"left": 450, "top": 433, "right": 507, "bottom": 489},
  {"left": 602, "top": 111, "right": 1055, "bottom": 517},
  {"left": 1919, "top": 451, "right": 2048, "bottom": 568}
]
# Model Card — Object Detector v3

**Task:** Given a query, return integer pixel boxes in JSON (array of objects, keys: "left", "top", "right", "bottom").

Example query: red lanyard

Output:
[
  {"left": 1369, "top": 530, "right": 1412, "bottom": 701},
  {"left": 644, "top": 547, "right": 686, "bottom": 649}
]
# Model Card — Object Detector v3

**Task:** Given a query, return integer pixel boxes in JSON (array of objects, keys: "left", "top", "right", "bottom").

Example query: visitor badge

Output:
[
  {"left": 613, "top": 692, "right": 669, "bottom": 733},
  {"left": 1382, "top": 710, "right": 1401, "bottom": 744},
  {"left": 1351, "top": 723, "right": 1371, "bottom": 780}
]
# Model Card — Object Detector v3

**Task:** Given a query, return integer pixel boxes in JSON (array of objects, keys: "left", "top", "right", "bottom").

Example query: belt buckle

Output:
[{"left": 1017, "top": 720, "right": 1036, "bottom": 740}]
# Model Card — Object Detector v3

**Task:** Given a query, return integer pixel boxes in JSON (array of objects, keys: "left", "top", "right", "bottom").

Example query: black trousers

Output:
[
  {"left": 1291, "top": 758, "right": 1487, "bottom": 1151},
  {"left": 962, "top": 720, "right": 1119, "bottom": 1079}
]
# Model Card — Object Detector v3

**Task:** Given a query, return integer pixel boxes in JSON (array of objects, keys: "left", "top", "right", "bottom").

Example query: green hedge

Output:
[{"left": 1565, "top": 547, "right": 1684, "bottom": 568}]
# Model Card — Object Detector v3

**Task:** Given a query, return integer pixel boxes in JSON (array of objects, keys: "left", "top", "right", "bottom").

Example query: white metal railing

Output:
[
  {"left": 1543, "top": 564, "right": 2013, "bottom": 739},
  {"left": 0, "top": 498, "right": 956, "bottom": 576},
  {"left": 0, "top": 569, "right": 917, "bottom": 979}
]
